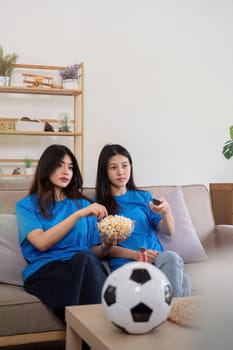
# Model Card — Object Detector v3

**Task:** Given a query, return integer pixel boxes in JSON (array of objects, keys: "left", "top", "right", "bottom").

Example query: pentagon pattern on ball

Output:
[
  {"left": 103, "top": 285, "right": 116, "bottom": 306},
  {"left": 130, "top": 268, "right": 151, "bottom": 284},
  {"left": 131, "top": 302, "right": 153, "bottom": 322},
  {"left": 164, "top": 285, "right": 173, "bottom": 305}
]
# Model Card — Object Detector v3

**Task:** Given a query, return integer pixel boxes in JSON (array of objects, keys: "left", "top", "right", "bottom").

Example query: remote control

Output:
[{"left": 152, "top": 198, "right": 161, "bottom": 205}]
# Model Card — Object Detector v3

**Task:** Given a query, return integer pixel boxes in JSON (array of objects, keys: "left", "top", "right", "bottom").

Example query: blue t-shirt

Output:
[
  {"left": 16, "top": 195, "right": 101, "bottom": 281},
  {"left": 108, "top": 190, "right": 164, "bottom": 271}
]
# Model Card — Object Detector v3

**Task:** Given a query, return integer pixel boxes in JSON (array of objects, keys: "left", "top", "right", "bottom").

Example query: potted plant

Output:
[
  {"left": 0, "top": 46, "right": 19, "bottom": 86},
  {"left": 222, "top": 126, "right": 233, "bottom": 159},
  {"left": 58, "top": 112, "right": 71, "bottom": 132},
  {"left": 59, "top": 63, "right": 79, "bottom": 89},
  {"left": 24, "top": 157, "right": 33, "bottom": 175}
]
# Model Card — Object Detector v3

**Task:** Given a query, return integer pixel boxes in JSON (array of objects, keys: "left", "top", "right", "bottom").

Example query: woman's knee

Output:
[{"left": 156, "top": 250, "right": 184, "bottom": 269}]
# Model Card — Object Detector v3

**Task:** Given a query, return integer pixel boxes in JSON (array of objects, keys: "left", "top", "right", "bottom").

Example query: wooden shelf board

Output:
[
  {"left": 0, "top": 131, "right": 82, "bottom": 136},
  {"left": 0, "top": 174, "right": 33, "bottom": 177},
  {"left": 0, "top": 86, "right": 82, "bottom": 96}
]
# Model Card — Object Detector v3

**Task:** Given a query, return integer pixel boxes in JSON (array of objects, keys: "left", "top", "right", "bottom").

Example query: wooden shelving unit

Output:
[{"left": 0, "top": 63, "right": 84, "bottom": 177}]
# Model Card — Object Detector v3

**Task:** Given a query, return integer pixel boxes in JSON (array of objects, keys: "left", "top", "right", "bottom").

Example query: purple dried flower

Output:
[{"left": 59, "top": 64, "right": 79, "bottom": 80}]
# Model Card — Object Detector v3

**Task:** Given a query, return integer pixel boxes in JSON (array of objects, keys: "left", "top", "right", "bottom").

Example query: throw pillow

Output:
[
  {"left": 157, "top": 186, "right": 207, "bottom": 263},
  {"left": 0, "top": 214, "right": 26, "bottom": 285}
]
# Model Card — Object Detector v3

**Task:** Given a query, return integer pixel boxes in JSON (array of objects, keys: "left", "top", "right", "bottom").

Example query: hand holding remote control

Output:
[{"left": 152, "top": 198, "right": 161, "bottom": 205}]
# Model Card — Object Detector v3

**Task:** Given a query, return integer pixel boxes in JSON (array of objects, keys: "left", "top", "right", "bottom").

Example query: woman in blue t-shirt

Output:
[
  {"left": 16, "top": 144, "right": 113, "bottom": 324},
  {"left": 95, "top": 143, "right": 191, "bottom": 297}
]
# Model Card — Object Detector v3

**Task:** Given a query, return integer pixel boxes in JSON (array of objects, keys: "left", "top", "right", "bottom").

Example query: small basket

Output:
[{"left": 15, "top": 118, "right": 45, "bottom": 131}]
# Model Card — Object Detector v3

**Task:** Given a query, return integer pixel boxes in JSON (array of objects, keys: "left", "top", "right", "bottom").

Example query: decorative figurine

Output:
[{"left": 12, "top": 167, "right": 21, "bottom": 175}]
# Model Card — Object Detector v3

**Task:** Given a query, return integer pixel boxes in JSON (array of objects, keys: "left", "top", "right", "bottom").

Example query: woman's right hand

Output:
[{"left": 78, "top": 202, "right": 108, "bottom": 220}]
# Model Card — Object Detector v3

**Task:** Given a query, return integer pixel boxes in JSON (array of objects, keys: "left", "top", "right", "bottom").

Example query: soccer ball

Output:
[{"left": 101, "top": 261, "right": 173, "bottom": 334}]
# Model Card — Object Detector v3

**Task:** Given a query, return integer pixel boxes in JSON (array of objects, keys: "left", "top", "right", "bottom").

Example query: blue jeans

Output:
[{"left": 154, "top": 250, "right": 191, "bottom": 297}]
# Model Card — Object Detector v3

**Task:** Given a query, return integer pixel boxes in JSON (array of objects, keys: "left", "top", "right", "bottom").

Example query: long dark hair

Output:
[
  {"left": 30, "top": 144, "right": 90, "bottom": 217},
  {"left": 96, "top": 144, "right": 138, "bottom": 214}
]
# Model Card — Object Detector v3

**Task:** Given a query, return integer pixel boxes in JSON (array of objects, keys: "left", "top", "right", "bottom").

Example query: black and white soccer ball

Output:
[{"left": 101, "top": 261, "right": 173, "bottom": 334}]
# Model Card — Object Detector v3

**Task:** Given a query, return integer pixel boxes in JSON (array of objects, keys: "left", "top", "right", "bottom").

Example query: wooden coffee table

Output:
[{"left": 65, "top": 303, "right": 202, "bottom": 350}]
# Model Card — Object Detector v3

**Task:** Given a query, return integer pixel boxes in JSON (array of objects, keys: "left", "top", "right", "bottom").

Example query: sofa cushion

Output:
[
  {"left": 182, "top": 185, "right": 216, "bottom": 250},
  {"left": 0, "top": 284, "right": 64, "bottom": 336},
  {"left": 157, "top": 187, "right": 208, "bottom": 263},
  {"left": 0, "top": 214, "right": 26, "bottom": 286}
]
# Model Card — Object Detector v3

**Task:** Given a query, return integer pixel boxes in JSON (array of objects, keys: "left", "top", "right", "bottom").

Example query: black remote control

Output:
[{"left": 152, "top": 198, "right": 161, "bottom": 205}]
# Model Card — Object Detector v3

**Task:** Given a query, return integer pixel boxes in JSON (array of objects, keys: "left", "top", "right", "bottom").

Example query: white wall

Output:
[{"left": 1, "top": 0, "right": 233, "bottom": 187}]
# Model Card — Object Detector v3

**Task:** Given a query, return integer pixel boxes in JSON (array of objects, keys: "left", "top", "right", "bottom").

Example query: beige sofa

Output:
[{"left": 0, "top": 179, "right": 233, "bottom": 347}]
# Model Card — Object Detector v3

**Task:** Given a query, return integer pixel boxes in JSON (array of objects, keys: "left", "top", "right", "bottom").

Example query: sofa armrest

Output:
[{"left": 215, "top": 224, "right": 233, "bottom": 247}]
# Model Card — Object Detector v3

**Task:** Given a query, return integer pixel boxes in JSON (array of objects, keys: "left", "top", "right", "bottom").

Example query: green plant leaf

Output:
[
  {"left": 222, "top": 140, "right": 233, "bottom": 159},
  {"left": 0, "top": 46, "right": 19, "bottom": 76},
  {"left": 230, "top": 125, "right": 233, "bottom": 140},
  {"left": 24, "top": 157, "right": 32, "bottom": 168}
]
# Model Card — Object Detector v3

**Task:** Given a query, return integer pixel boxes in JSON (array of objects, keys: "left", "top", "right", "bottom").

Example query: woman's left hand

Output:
[{"left": 145, "top": 249, "right": 160, "bottom": 263}]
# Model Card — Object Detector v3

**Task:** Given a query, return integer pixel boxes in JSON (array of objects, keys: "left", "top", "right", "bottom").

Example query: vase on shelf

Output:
[
  {"left": 0, "top": 76, "right": 10, "bottom": 86},
  {"left": 62, "top": 79, "right": 78, "bottom": 89},
  {"left": 25, "top": 167, "right": 33, "bottom": 176}
]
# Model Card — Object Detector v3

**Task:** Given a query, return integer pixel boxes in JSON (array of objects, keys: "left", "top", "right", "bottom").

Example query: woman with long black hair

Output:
[
  {"left": 95, "top": 143, "right": 191, "bottom": 297},
  {"left": 16, "top": 144, "right": 113, "bottom": 325}
]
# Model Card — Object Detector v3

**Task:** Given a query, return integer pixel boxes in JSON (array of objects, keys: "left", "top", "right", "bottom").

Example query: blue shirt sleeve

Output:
[
  {"left": 16, "top": 195, "right": 43, "bottom": 244},
  {"left": 146, "top": 191, "right": 163, "bottom": 229}
]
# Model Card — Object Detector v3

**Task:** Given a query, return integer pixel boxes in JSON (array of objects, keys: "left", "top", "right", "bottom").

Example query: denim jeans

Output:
[{"left": 154, "top": 250, "right": 191, "bottom": 297}]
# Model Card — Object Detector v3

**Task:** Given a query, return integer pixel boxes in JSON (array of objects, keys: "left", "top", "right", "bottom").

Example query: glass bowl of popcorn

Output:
[{"left": 97, "top": 215, "right": 135, "bottom": 242}]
